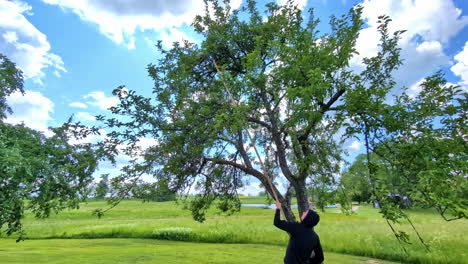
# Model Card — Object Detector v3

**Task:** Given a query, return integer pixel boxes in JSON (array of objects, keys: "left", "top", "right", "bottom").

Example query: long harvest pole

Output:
[{"left": 212, "top": 60, "right": 282, "bottom": 209}]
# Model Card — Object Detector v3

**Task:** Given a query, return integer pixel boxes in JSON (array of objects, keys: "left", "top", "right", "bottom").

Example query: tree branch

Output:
[
  {"left": 204, "top": 157, "right": 264, "bottom": 179},
  {"left": 236, "top": 131, "right": 254, "bottom": 169},
  {"left": 246, "top": 117, "right": 272, "bottom": 131},
  {"left": 258, "top": 83, "right": 296, "bottom": 182},
  {"left": 298, "top": 88, "right": 346, "bottom": 142}
]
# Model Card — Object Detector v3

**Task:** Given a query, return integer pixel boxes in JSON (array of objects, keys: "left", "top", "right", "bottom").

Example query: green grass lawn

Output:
[
  {"left": 0, "top": 238, "right": 400, "bottom": 264},
  {"left": 1, "top": 198, "right": 466, "bottom": 264}
]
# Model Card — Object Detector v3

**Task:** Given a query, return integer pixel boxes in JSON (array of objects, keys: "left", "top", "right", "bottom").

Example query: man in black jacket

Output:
[{"left": 274, "top": 201, "right": 324, "bottom": 264}]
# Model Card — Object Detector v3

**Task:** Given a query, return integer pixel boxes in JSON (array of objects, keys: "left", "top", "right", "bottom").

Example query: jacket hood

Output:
[{"left": 302, "top": 210, "right": 320, "bottom": 227}]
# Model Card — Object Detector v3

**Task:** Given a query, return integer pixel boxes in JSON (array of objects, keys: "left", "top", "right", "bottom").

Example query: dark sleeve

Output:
[
  {"left": 310, "top": 240, "right": 324, "bottom": 264},
  {"left": 273, "top": 209, "right": 295, "bottom": 233}
]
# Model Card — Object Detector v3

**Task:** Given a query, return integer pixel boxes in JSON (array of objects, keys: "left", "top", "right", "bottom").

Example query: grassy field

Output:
[
  {"left": 0, "top": 197, "right": 466, "bottom": 264},
  {"left": 0, "top": 239, "right": 399, "bottom": 264}
]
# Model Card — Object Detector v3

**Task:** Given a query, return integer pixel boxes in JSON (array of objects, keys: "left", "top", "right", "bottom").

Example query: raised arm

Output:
[{"left": 273, "top": 202, "right": 294, "bottom": 232}]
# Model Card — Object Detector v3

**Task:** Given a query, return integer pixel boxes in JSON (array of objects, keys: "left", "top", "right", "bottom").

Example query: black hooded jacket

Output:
[{"left": 274, "top": 209, "right": 324, "bottom": 264}]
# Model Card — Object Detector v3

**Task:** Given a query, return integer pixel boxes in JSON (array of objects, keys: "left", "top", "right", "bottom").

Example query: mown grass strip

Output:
[{"left": 0, "top": 238, "right": 401, "bottom": 264}]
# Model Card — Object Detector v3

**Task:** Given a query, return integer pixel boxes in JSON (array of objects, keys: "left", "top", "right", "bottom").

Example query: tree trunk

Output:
[
  {"left": 294, "top": 180, "right": 310, "bottom": 217},
  {"left": 284, "top": 184, "right": 294, "bottom": 212},
  {"left": 279, "top": 196, "right": 296, "bottom": 222},
  {"left": 262, "top": 178, "right": 296, "bottom": 222}
]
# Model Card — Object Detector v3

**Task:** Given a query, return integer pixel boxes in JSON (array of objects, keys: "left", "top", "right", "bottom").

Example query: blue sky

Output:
[{"left": 1, "top": 0, "right": 467, "bottom": 195}]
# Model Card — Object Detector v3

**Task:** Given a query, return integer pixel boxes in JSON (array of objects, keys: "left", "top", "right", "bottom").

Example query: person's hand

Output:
[{"left": 275, "top": 200, "right": 282, "bottom": 209}]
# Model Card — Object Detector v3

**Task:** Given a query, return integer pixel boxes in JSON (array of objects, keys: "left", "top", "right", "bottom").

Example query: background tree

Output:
[
  {"left": 0, "top": 54, "right": 24, "bottom": 118},
  {"left": 0, "top": 54, "right": 100, "bottom": 240},
  {"left": 94, "top": 174, "right": 109, "bottom": 199},
  {"left": 340, "top": 153, "right": 394, "bottom": 206},
  {"left": 308, "top": 174, "right": 338, "bottom": 211},
  {"left": 132, "top": 179, "right": 176, "bottom": 202},
  {"left": 341, "top": 154, "right": 371, "bottom": 204},
  {"left": 342, "top": 60, "right": 467, "bottom": 245},
  {"left": 345, "top": 73, "right": 467, "bottom": 220}
]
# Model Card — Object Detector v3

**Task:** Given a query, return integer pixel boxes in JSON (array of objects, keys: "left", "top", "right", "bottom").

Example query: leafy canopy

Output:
[
  {"left": 96, "top": 0, "right": 367, "bottom": 222},
  {"left": 90, "top": 0, "right": 466, "bottom": 236}
]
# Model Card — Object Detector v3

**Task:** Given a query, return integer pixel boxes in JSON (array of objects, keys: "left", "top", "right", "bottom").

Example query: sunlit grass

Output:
[
  {"left": 2, "top": 198, "right": 467, "bottom": 264},
  {"left": 0, "top": 238, "right": 400, "bottom": 264}
]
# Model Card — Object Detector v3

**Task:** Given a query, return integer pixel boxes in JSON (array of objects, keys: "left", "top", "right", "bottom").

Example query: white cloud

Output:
[
  {"left": 394, "top": 40, "right": 450, "bottom": 89},
  {"left": 89, "top": 135, "right": 159, "bottom": 182},
  {"left": 239, "top": 181, "right": 262, "bottom": 196},
  {"left": 408, "top": 79, "right": 424, "bottom": 98},
  {"left": 159, "top": 27, "right": 196, "bottom": 49},
  {"left": 360, "top": 0, "right": 468, "bottom": 44},
  {"left": 5, "top": 90, "right": 54, "bottom": 134},
  {"left": 3, "top": 30, "right": 17, "bottom": 42},
  {"left": 84, "top": 91, "right": 119, "bottom": 110},
  {"left": 346, "top": 140, "right": 362, "bottom": 151},
  {"left": 136, "top": 137, "right": 159, "bottom": 149},
  {"left": 353, "top": 0, "right": 467, "bottom": 88},
  {"left": 41, "top": 0, "right": 242, "bottom": 49},
  {"left": 0, "top": 0, "right": 66, "bottom": 84},
  {"left": 124, "top": 36, "right": 136, "bottom": 49},
  {"left": 451, "top": 41, "right": 468, "bottom": 89},
  {"left": 144, "top": 36, "right": 154, "bottom": 46},
  {"left": 69, "top": 102, "right": 87, "bottom": 108},
  {"left": 76, "top": 111, "right": 96, "bottom": 121},
  {"left": 53, "top": 69, "right": 62, "bottom": 78}
]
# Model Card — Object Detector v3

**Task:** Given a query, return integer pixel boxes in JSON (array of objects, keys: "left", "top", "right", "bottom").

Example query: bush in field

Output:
[{"left": 132, "top": 180, "right": 176, "bottom": 202}]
